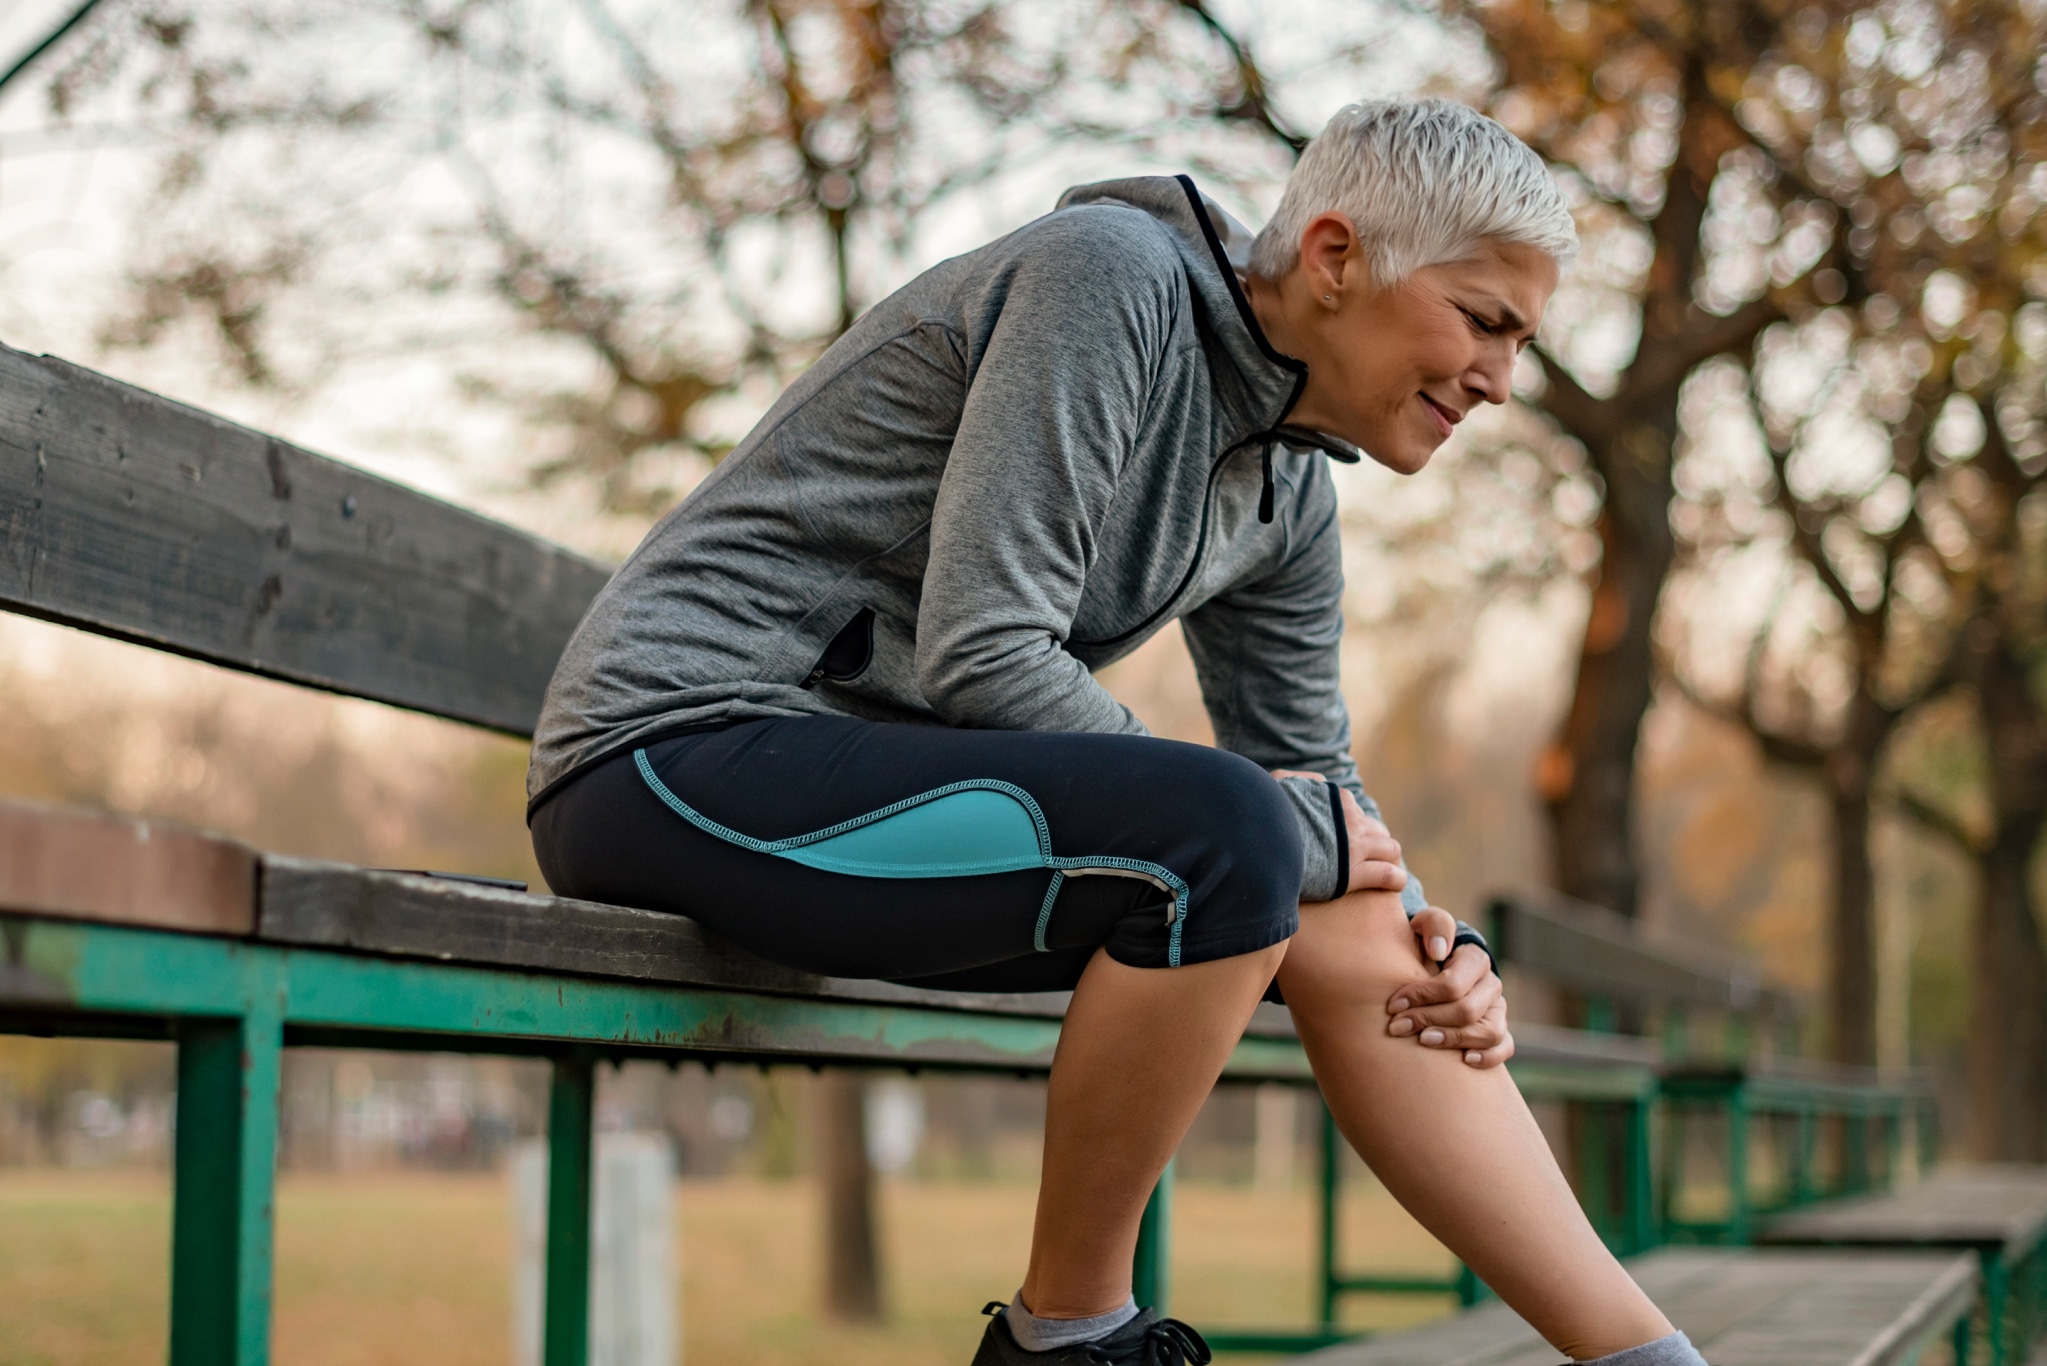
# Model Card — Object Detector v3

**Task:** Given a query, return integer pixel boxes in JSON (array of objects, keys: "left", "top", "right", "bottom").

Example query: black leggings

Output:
[{"left": 529, "top": 715, "right": 1305, "bottom": 992}]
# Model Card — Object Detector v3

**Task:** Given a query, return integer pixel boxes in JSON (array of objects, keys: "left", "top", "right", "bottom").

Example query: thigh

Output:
[{"left": 530, "top": 715, "right": 1302, "bottom": 981}]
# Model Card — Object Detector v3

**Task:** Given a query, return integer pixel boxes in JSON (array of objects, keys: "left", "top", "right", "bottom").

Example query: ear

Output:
[{"left": 1297, "top": 212, "right": 1365, "bottom": 302}]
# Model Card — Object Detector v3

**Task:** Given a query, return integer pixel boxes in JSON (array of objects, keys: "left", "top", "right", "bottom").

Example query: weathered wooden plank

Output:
[
  {"left": 253, "top": 855, "right": 1671, "bottom": 1075},
  {"left": 1491, "top": 891, "right": 1800, "bottom": 1022},
  {"left": 0, "top": 797, "right": 254, "bottom": 934},
  {"left": 1297, "top": 1248, "right": 1976, "bottom": 1366},
  {"left": 0, "top": 343, "right": 612, "bottom": 734},
  {"left": 1760, "top": 1165, "right": 2047, "bottom": 1255},
  {"left": 257, "top": 856, "right": 1080, "bottom": 1022}
]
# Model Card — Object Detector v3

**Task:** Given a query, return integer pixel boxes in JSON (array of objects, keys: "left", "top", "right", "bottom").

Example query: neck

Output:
[{"left": 1244, "top": 271, "right": 1338, "bottom": 432}]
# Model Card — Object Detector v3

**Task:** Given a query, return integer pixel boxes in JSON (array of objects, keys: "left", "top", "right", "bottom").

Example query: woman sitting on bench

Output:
[{"left": 525, "top": 98, "right": 1703, "bottom": 1366}]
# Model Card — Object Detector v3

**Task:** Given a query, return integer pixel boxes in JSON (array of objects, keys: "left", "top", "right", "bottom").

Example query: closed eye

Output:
[{"left": 1461, "top": 307, "right": 1504, "bottom": 337}]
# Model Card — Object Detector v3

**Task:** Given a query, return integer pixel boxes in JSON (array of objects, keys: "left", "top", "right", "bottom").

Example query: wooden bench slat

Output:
[
  {"left": 1491, "top": 891, "right": 1799, "bottom": 1022},
  {"left": 1297, "top": 1248, "right": 1976, "bottom": 1366},
  {"left": 0, "top": 343, "right": 612, "bottom": 734},
  {"left": 1760, "top": 1165, "right": 2047, "bottom": 1254},
  {"left": 254, "top": 855, "right": 1672, "bottom": 1069},
  {"left": 257, "top": 855, "right": 1086, "bottom": 1022},
  {"left": 0, "top": 796, "right": 254, "bottom": 934}
]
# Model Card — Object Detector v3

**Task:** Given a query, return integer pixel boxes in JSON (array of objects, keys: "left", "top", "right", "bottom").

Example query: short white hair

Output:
[{"left": 1248, "top": 98, "right": 1577, "bottom": 285}]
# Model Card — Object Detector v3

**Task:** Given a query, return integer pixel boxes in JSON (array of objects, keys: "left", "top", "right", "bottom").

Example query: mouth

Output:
[{"left": 1420, "top": 393, "right": 1462, "bottom": 438}]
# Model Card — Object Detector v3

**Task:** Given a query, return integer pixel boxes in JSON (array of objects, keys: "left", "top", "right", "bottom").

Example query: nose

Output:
[{"left": 1466, "top": 345, "right": 1514, "bottom": 406}]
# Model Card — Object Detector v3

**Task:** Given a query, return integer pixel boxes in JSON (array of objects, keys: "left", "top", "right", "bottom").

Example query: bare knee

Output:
[{"left": 1273, "top": 889, "right": 1426, "bottom": 1007}]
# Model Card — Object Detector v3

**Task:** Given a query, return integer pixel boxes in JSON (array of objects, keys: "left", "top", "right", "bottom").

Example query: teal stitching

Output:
[
  {"left": 634, "top": 748, "right": 1192, "bottom": 966},
  {"left": 1034, "top": 871, "right": 1065, "bottom": 953}
]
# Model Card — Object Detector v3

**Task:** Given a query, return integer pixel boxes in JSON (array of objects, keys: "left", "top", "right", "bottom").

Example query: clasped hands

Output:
[{"left": 1273, "top": 770, "right": 1514, "bottom": 1068}]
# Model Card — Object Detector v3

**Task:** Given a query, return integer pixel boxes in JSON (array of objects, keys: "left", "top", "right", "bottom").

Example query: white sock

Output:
[
  {"left": 1578, "top": 1331, "right": 1708, "bottom": 1365},
  {"left": 1003, "top": 1293, "right": 1139, "bottom": 1353}
]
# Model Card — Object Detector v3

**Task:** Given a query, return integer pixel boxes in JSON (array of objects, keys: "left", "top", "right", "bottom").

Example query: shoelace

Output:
[{"left": 1083, "top": 1316, "right": 1211, "bottom": 1366}]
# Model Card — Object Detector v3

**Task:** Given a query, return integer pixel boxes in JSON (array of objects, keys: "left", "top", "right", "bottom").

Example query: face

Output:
[{"left": 1283, "top": 226, "right": 1558, "bottom": 475}]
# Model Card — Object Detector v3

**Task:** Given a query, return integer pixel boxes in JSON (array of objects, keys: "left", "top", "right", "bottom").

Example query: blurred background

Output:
[{"left": 0, "top": 0, "right": 2042, "bottom": 1362}]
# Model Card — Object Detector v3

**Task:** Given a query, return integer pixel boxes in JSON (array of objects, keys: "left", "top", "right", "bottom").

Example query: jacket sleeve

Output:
[
  {"left": 1178, "top": 468, "right": 1428, "bottom": 911},
  {"left": 915, "top": 218, "right": 1177, "bottom": 735}
]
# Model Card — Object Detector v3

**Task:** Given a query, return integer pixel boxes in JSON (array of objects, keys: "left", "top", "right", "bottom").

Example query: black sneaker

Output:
[{"left": 970, "top": 1301, "right": 1212, "bottom": 1365}]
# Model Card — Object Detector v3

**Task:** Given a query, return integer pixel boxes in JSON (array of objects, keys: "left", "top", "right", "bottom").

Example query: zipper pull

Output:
[{"left": 1258, "top": 445, "right": 1275, "bottom": 523}]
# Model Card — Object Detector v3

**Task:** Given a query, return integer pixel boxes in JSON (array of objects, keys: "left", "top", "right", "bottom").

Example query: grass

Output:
[{"left": 0, "top": 1168, "right": 1460, "bottom": 1366}]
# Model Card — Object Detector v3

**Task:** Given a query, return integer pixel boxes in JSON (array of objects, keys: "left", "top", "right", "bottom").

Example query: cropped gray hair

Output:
[{"left": 1248, "top": 98, "right": 1577, "bottom": 286}]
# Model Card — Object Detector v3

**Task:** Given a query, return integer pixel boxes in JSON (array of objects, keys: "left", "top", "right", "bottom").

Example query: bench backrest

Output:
[
  {"left": 0, "top": 342, "right": 613, "bottom": 734},
  {"left": 1488, "top": 889, "right": 1802, "bottom": 1054}
]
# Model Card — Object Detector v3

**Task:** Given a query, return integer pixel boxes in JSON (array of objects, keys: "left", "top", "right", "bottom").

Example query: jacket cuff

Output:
[
  {"left": 1276, "top": 775, "right": 1345, "bottom": 902},
  {"left": 1451, "top": 920, "right": 1496, "bottom": 975}
]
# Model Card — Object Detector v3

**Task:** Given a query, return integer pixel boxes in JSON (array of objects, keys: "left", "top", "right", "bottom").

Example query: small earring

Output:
[{"left": 1323, "top": 294, "right": 1333, "bottom": 301}]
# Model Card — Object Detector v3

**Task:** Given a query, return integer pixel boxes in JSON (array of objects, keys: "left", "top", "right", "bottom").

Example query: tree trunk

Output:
[
  {"left": 1967, "top": 633, "right": 2047, "bottom": 1159},
  {"left": 1540, "top": 70, "right": 1722, "bottom": 918},
  {"left": 817, "top": 1070, "right": 883, "bottom": 1320},
  {"left": 1545, "top": 467, "right": 1673, "bottom": 916},
  {"left": 1824, "top": 720, "right": 1882, "bottom": 1069}
]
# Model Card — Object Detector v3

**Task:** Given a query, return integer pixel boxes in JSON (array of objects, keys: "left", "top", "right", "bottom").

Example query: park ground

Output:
[{"left": 0, "top": 1169, "right": 1459, "bottom": 1366}]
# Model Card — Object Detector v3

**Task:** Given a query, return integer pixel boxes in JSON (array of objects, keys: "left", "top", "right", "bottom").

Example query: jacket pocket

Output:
[{"left": 802, "top": 607, "right": 876, "bottom": 687}]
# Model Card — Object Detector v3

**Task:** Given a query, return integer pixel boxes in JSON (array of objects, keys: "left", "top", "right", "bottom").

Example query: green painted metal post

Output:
[
  {"left": 1318, "top": 1101, "right": 1341, "bottom": 1325},
  {"left": 1626, "top": 1091, "right": 1656, "bottom": 1254},
  {"left": 1578, "top": 1101, "right": 1615, "bottom": 1244},
  {"left": 1726, "top": 1086, "right": 1751, "bottom": 1245},
  {"left": 1844, "top": 1104, "right": 1871, "bottom": 1195},
  {"left": 1986, "top": 1253, "right": 2009, "bottom": 1366},
  {"left": 1793, "top": 1107, "right": 1816, "bottom": 1207},
  {"left": 1133, "top": 1160, "right": 1174, "bottom": 1313},
  {"left": 544, "top": 1052, "right": 597, "bottom": 1366},
  {"left": 169, "top": 1009, "right": 283, "bottom": 1366}
]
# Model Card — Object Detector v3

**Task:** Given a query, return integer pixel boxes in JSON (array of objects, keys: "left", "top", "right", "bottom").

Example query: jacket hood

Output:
[{"left": 1053, "top": 174, "right": 1362, "bottom": 466}]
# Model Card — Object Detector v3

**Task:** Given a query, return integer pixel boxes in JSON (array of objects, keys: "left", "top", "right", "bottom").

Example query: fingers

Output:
[
  {"left": 1387, "top": 964, "right": 1501, "bottom": 1037},
  {"left": 1391, "top": 995, "right": 1512, "bottom": 1059},
  {"left": 1349, "top": 859, "right": 1409, "bottom": 892},
  {"left": 1408, "top": 906, "right": 1457, "bottom": 964},
  {"left": 1385, "top": 941, "right": 1489, "bottom": 1012},
  {"left": 1389, "top": 970, "right": 1502, "bottom": 1034},
  {"left": 1459, "top": 1001, "right": 1515, "bottom": 1068}
]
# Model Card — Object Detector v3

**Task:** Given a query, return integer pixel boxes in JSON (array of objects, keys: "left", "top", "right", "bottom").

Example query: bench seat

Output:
[
  {"left": 1295, "top": 1247, "right": 1977, "bottom": 1366},
  {"left": 1759, "top": 1166, "right": 2047, "bottom": 1258},
  {"left": 0, "top": 794, "right": 1657, "bottom": 1087}
]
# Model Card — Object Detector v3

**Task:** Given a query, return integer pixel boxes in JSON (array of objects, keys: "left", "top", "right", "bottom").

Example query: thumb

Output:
[{"left": 1409, "top": 906, "right": 1455, "bottom": 965}]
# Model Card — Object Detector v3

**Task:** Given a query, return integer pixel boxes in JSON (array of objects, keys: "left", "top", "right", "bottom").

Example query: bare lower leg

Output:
[
  {"left": 1285, "top": 897, "right": 1670, "bottom": 1359},
  {"left": 1020, "top": 943, "right": 1285, "bottom": 1317},
  {"left": 1278, "top": 890, "right": 1674, "bottom": 1361}
]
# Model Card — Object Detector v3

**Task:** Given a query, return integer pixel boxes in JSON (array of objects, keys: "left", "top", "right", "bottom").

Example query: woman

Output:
[{"left": 527, "top": 99, "right": 1705, "bottom": 1366}]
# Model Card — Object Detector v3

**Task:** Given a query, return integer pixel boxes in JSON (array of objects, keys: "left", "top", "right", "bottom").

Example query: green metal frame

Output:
[
  {"left": 1, "top": 912, "right": 1299, "bottom": 1365},
  {"left": 1, "top": 910, "right": 1937, "bottom": 1361},
  {"left": 1658, "top": 1069, "right": 1934, "bottom": 1246}
]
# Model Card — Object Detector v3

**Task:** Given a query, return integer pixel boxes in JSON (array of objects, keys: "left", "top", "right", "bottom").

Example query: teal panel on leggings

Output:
[{"left": 774, "top": 788, "right": 1047, "bottom": 878}]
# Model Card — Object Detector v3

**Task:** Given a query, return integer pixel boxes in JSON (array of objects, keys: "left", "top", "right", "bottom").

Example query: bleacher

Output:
[{"left": 0, "top": 340, "right": 1994, "bottom": 1363}]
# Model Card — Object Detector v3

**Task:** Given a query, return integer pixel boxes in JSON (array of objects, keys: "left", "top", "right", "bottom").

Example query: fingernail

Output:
[
  {"left": 1429, "top": 936, "right": 1449, "bottom": 960},
  {"left": 1465, "top": 1051, "right": 1483, "bottom": 1065},
  {"left": 1390, "top": 997, "right": 1410, "bottom": 1012},
  {"left": 1389, "top": 1017, "right": 1416, "bottom": 1036},
  {"left": 1421, "top": 1028, "right": 1446, "bottom": 1046}
]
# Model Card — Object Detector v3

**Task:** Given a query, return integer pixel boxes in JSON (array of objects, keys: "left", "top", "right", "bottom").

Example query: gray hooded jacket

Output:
[{"left": 527, "top": 174, "right": 1424, "bottom": 910}]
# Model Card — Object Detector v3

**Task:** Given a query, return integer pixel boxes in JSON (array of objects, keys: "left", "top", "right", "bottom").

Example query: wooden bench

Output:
[
  {"left": 1295, "top": 1246, "right": 1979, "bottom": 1366},
  {"left": 0, "top": 340, "right": 1685, "bottom": 1362},
  {"left": 1760, "top": 1165, "right": 2047, "bottom": 1366}
]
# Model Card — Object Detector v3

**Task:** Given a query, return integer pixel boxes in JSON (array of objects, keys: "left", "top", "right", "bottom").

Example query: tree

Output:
[
  {"left": 1447, "top": 0, "right": 1801, "bottom": 920},
  {"left": 1659, "top": 0, "right": 2047, "bottom": 1085}
]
